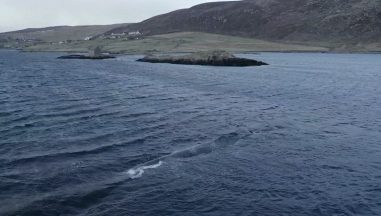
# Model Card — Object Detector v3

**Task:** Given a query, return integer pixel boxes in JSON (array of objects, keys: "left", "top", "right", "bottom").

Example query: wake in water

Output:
[
  {"left": 126, "top": 129, "right": 252, "bottom": 179},
  {"left": 127, "top": 161, "right": 164, "bottom": 179}
]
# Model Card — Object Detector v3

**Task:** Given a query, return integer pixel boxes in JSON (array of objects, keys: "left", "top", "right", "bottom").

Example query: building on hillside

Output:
[
  {"left": 109, "top": 32, "right": 126, "bottom": 39},
  {"left": 99, "top": 31, "right": 142, "bottom": 40},
  {"left": 127, "top": 31, "right": 142, "bottom": 40},
  {"left": 128, "top": 31, "right": 141, "bottom": 36}
]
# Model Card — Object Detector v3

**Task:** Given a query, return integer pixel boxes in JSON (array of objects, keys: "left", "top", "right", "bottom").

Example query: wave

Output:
[
  {"left": 0, "top": 174, "right": 129, "bottom": 216},
  {"left": 126, "top": 161, "right": 163, "bottom": 179},
  {"left": 125, "top": 130, "right": 252, "bottom": 179},
  {"left": 2, "top": 130, "right": 253, "bottom": 214},
  {"left": 4, "top": 137, "right": 149, "bottom": 165}
]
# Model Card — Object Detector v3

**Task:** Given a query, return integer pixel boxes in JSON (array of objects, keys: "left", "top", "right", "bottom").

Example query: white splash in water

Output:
[{"left": 126, "top": 161, "right": 163, "bottom": 179}]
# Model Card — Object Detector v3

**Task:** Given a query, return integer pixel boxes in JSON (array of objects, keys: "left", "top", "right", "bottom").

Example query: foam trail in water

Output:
[
  {"left": 126, "top": 161, "right": 163, "bottom": 179},
  {"left": 125, "top": 130, "right": 253, "bottom": 179}
]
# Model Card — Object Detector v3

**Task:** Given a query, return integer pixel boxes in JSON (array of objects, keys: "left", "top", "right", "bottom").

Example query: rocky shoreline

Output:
[
  {"left": 137, "top": 51, "right": 268, "bottom": 67},
  {"left": 57, "top": 54, "right": 115, "bottom": 60}
]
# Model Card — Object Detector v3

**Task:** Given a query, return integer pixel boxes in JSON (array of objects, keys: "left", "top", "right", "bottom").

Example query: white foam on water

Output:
[{"left": 126, "top": 161, "right": 163, "bottom": 179}]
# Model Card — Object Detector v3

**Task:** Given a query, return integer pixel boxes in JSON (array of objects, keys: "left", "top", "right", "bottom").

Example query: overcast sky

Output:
[{"left": 0, "top": 0, "right": 236, "bottom": 32}]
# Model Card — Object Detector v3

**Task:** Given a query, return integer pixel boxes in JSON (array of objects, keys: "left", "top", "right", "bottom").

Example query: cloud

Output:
[{"left": 0, "top": 0, "right": 233, "bottom": 32}]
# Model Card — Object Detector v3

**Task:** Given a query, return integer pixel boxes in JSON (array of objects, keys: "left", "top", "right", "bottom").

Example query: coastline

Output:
[
  {"left": 2, "top": 48, "right": 380, "bottom": 55},
  {"left": 3, "top": 32, "right": 380, "bottom": 55}
]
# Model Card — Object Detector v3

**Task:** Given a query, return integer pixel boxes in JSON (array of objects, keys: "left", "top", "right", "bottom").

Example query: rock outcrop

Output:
[{"left": 137, "top": 51, "right": 268, "bottom": 67}]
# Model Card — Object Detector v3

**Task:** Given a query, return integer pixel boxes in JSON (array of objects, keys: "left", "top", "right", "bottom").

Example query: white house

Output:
[{"left": 128, "top": 31, "right": 142, "bottom": 36}]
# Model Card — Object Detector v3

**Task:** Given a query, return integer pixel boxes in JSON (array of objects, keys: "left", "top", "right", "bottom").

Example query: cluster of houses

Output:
[
  {"left": 59, "top": 30, "right": 142, "bottom": 44},
  {"left": 98, "top": 31, "right": 143, "bottom": 40},
  {"left": 56, "top": 30, "right": 142, "bottom": 46},
  {"left": 0, "top": 30, "right": 144, "bottom": 49}
]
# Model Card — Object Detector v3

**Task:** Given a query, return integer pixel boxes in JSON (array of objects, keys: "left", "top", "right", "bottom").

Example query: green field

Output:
[{"left": 22, "top": 32, "right": 330, "bottom": 54}]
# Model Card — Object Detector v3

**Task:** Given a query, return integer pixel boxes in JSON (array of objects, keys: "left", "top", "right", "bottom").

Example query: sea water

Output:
[{"left": 0, "top": 50, "right": 381, "bottom": 215}]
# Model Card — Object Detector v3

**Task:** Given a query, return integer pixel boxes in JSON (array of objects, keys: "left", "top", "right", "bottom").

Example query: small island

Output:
[
  {"left": 137, "top": 51, "right": 268, "bottom": 67},
  {"left": 57, "top": 46, "right": 115, "bottom": 60}
]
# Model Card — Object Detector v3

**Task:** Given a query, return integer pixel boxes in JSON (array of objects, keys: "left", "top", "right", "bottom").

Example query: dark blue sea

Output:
[{"left": 0, "top": 50, "right": 381, "bottom": 216}]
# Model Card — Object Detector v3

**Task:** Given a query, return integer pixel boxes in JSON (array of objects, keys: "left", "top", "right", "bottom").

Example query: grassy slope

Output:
[
  {"left": 23, "top": 32, "right": 329, "bottom": 53},
  {"left": 0, "top": 24, "right": 127, "bottom": 42}
]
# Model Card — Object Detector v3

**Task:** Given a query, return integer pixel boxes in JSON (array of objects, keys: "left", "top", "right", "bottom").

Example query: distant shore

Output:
[
  {"left": 2, "top": 32, "right": 380, "bottom": 54},
  {"left": 0, "top": 32, "right": 329, "bottom": 54},
  {"left": 2, "top": 48, "right": 380, "bottom": 56}
]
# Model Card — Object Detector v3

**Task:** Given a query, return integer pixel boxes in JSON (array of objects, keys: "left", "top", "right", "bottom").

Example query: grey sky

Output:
[{"left": 0, "top": 0, "right": 234, "bottom": 33}]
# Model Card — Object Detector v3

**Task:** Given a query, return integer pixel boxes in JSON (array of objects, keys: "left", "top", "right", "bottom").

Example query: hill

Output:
[
  {"left": 107, "top": 0, "right": 381, "bottom": 50},
  {"left": 2, "top": 0, "right": 380, "bottom": 52},
  {"left": 0, "top": 24, "right": 128, "bottom": 43}
]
